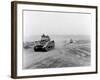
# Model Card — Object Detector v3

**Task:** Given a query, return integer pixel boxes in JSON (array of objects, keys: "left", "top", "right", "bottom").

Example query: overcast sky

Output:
[{"left": 23, "top": 10, "right": 91, "bottom": 38}]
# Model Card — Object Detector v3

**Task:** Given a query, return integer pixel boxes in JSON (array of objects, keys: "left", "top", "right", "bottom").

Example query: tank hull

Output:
[{"left": 34, "top": 41, "right": 55, "bottom": 52}]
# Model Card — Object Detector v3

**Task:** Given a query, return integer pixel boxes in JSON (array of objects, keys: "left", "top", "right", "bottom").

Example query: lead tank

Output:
[{"left": 34, "top": 34, "right": 55, "bottom": 51}]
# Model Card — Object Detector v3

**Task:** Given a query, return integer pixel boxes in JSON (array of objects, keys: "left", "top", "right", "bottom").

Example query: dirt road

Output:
[{"left": 23, "top": 41, "right": 90, "bottom": 69}]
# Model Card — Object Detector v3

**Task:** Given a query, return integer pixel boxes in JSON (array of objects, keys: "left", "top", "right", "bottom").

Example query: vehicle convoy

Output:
[{"left": 34, "top": 34, "right": 55, "bottom": 51}]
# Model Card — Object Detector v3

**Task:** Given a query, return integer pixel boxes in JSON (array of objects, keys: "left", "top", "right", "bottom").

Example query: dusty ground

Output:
[{"left": 23, "top": 36, "right": 90, "bottom": 69}]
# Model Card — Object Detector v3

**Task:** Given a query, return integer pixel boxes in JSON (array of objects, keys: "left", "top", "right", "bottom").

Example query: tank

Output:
[{"left": 34, "top": 34, "right": 55, "bottom": 51}]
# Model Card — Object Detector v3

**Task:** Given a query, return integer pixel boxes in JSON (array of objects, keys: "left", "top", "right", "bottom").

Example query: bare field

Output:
[{"left": 23, "top": 35, "right": 90, "bottom": 69}]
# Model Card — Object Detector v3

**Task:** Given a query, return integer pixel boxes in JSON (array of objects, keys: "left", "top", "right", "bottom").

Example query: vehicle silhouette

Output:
[{"left": 34, "top": 34, "right": 55, "bottom": 51}]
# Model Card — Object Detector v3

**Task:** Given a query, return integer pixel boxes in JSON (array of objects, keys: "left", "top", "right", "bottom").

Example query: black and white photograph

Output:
[
  {"left": 11, "top": 1, "right": 97, "bottom": 78},
  {"left": 23, "top": 10, "right": 91, "bottom": 69}
]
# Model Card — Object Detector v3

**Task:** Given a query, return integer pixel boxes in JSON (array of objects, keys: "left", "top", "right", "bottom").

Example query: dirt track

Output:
[{"left": 23, "top": 40, "right": 90, "bottom": 69}]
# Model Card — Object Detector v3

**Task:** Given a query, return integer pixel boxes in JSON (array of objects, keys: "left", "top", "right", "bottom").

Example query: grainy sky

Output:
[{"left": 23, "top": 10, "right": 91, "bottom": 37}]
